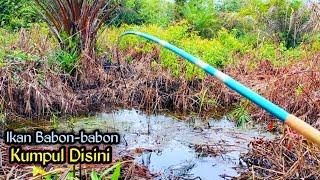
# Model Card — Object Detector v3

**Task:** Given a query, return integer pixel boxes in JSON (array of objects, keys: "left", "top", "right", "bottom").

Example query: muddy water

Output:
[{"left": 58, "top": 109, "right": 273, "bottom": 179}]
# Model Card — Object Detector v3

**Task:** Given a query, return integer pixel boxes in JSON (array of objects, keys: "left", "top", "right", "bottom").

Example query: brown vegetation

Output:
[
  {"left": 238, "top": 134, "right": 320, "bottom": 179},
  {"left": 1, "top": 46, "right": 319, "bottom": 126},
  {"left": 227, "top": 53, "right": 320, "bottom": 127}
]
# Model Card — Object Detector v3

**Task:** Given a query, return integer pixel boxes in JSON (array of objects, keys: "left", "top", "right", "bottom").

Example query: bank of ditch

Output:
[
  {"left": 1, "top": 48, "right": 319, "bottom": 126},
  {"left": 0, "top": 28, "right": 319, "bottom": 179}
]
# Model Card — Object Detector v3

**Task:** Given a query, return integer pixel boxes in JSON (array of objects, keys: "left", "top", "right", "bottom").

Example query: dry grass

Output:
[
  {"left": 226, "top": 54, "right": 320, "bottom": 127},
  {"left": 1, "top": 41, "right": 320, "bottom": 126},
  {"left": 0, "top": 61, "right": 85, "bottom": 118},
  {"left": 238, "top": 133, "right": 320, "bottom": 179}
]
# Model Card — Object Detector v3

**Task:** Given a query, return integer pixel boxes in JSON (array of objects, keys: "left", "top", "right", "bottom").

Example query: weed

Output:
[
  {"left": 7, "top": 50, "right": 29, "bottom": 61},
  {"left": 228, "top": 101, "right": 251, "bottom": 127},
  {"left": 0, "top": 109, "right": 4, "bottom": 124},
  {"left": 90, "top": 162, "right": 121, "bottom": 180},
  {"left": 67, "top": 117, "right": 76, "bottom": 131},
  {"left": 102, "top": 162, "right": 121, "bottom": 180},
  {"left": 32, "top": 162, "right": 121, "bottom": 179},
  {"left": 32, "top": 166, "right": 51, "bottom": 180},
  {"left": 56, "top": 50, "right": 79, "bottom": 73},
  {"left": 50, "top": 114, "right": 59, "bottom": 130}
]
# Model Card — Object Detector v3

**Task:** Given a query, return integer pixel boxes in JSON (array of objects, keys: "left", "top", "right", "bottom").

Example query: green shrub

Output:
[
  {"left": 259, "top": 43, "right": 277, "bottom": 60},
  {"left": 217, "top": 0, "right": 245, "bottom": 12},
  {"left": 56, "top": 50, "right": 79, "bottom": 73},
  {"left": 311, "top": 35, "right": 320, "bottom": 52},
  {"left": 0, "top": 0, "right": 39, "bottom": 29},
  {"left": 110, "top": 0, "right": 145, "bottom": 26},
  {"left": 238, "top": 0, "right": 311, "bottom": 48},
  {"left": 110, "top": 0, "right": 176, "bottom": 27},
  {"left": 182, "top": 0, "right": 222, "bottom": 38},
  {"left": 138, "top": 0, "right": 174, "bottom": 26},
  {"left": 103, "top": 23, "right": 245, "bottom": 79}
]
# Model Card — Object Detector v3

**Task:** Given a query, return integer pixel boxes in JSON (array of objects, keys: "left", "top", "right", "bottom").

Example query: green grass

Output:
[
  {"left": 101, "top": 23, "right": 247, "bottom": 79},
  {"left": 0, "top": 19, "right": 317, "bottom": 80},
  {"left": 32, "top": 162, "right": 121, "bottom": 180},
  {"left": 100, "top": 22, "right": 313, "bottom": 80},
  {"left": 228, "top": 101, "right": 252, "bottom": 127}
]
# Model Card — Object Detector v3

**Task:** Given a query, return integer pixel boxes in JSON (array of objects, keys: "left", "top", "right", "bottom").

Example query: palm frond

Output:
[{"left": 34, "top": 0, "right": 118, "bottom": 56}]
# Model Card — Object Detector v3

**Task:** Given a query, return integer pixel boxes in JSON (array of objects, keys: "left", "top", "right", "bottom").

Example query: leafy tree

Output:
[{"left": 34, "top": 0, "right": 117, "bottom": 80}]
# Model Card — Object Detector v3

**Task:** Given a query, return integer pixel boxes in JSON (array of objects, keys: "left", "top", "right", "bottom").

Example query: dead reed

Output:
[
  {"left": 1, "top": 42, "right": 320, "bottom": 127},
  {"left": 239, "top": 133, "right": 320, "bottom": 179}
]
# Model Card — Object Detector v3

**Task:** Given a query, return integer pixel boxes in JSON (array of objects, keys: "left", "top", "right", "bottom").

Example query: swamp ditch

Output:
[{"left": 0, "top": 48, "right": 319, "bottom": 179}]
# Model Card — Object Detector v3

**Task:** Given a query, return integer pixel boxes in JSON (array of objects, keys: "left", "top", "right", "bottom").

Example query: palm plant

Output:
[{"left": 34, "top": 0, "right": 117, "bottom": 76}]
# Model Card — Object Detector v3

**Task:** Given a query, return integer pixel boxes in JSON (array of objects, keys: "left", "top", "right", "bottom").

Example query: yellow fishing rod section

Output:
[{"left": 120, "top": 31, "right": 320, "bottom": 146}]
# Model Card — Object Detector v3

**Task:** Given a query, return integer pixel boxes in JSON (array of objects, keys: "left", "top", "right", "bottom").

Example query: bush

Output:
[
  {"left": 138, "top": 0, "right": 174, "bottom": 26},
  {"left": 111, "top": 0, "right": 174, "bottom": 27},
  {"left": 217, "top": 0, "right": 245, "bottom": 12},
  {"left": 238, "top": 0, "right": 311, "bottom": 48},
  {"left": 0, "top": 0, "right": 39, "bottom": 29},
  {"left": 102, "top": 23, "right": 245, "bottom": 79},
  {"left": 110, "top": 0, "right": 145, "bottom": 26},
  {"left": 182, "top": 0, "right": 222, "bottom": 38},
  {"left": 228, "top": 100, "right": 251, "bottom": 127}
]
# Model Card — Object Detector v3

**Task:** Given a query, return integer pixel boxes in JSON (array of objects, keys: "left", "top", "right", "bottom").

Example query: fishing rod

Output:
[{"left": 119, "top": 31, "right": 320, "bottom": 146}]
